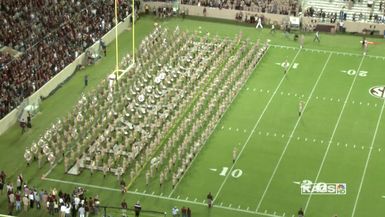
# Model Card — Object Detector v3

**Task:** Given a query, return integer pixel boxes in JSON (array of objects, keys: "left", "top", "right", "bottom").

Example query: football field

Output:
[{"left": 1, "top": 16, "right": 385, "bottom": 217}]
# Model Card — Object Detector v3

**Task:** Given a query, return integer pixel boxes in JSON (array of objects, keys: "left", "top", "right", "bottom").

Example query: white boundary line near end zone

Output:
[
  {"left": 270, "top": 44, "right": 385, "bottom": 60},
  {"left": 351, "top": 97, "right": 385, "bottom": 217},
  {"left": 212, "top": 48, "right": 303, "bottom": 203},
  {"left": 42, "top": 177, "right": 284, "bottom": 217},
  {"left": 255, "top": 52, "right": 333, "bottom": 212},
  {"left": 303, "top": 55, "right": 366, "bottom": 212},
  {"left": 168, "top": 46, "right": 271, "bottom": 197}
]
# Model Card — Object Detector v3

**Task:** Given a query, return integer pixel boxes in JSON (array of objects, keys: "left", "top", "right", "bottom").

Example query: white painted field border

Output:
[
  {"left": 213, "top": 48, "right": 303, "bottom": 203},
  {"left": 304, "top": 55, "right": 366, "bottom": 212},
  {"left": 255, "top": 53, "right": 333, "bottom": 211},
  {"left": 169, "top": 45, "right": 271, "bottom": 197},
  {"left": 270, "top": 44, "right": 385, "bottom": 60},
  {"left": 351, "top": 97, "right": 385, "bottom": 217},
  {"left": 43, "top": 177, "right": 285, "bottom": 217}
]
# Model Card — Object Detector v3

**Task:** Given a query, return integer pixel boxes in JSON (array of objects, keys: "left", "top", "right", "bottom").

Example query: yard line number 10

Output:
[{"left": 219, "top": 167, "right": 243, "bottom": 178}]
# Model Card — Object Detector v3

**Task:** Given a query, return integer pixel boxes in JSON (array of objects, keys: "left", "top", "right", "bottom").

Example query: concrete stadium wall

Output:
[
  {"left": 145, "top": 2, "right": 385, "bottom": 34},
  {"left": 0, "top": 15, "right": 132, "bottom": 136}
]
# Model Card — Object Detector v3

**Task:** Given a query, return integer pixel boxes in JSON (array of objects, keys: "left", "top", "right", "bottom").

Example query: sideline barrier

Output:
[
  {"left": 0, "top": 15, "right": 132, "bottom": 135},
  {"left": 145, "top": 2, "right": 385, "bottom": 33}
]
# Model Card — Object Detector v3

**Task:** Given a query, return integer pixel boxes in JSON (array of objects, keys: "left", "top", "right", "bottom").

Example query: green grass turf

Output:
[{"left": 1, "top": 15, "right": 385, "bottom": 217}]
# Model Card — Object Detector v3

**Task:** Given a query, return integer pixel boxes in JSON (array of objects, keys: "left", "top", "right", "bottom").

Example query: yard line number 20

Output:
[
  {"left": 343, "top": 69, "right": 368, "bottom": 77},
  {"left": 219, "top": 167, "right": 243, "bottom": 178}
]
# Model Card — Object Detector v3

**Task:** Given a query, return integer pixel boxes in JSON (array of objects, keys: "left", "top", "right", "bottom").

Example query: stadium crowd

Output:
[
  {"left": 180, "top": 0, "right": 299, "bottom": 15},
  {"left": 0, "top": 0, "right": 135, "bottom": 119},
  {"left": 0, "top": 170, "right": 102, "bottom": 216}
]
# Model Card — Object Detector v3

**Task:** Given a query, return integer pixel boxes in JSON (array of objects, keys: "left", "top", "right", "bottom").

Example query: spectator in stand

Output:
[{"left": 0, "top": 0, "right": 133, "bottom": 119}]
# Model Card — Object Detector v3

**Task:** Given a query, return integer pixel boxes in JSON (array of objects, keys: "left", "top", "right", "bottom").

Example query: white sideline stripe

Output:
[
  {"left": 304, "top": 55, "right": 366, "bottom": 212},
  {"left": 169, "top": 46, "right": 271, "bottom": 197},
  {"left": 270, "top": 44, "right": 385, "bottom": 60},
  {"left": 43, "top": 177, "right": 284, "bottom": 217},
  {"left": 213, "top": 48, "right": 302, "bottom": 203},
  {"left": 351, "top": 98, "right": 385, "bottom": 217},
  {"left": 0, "top": 215, "right": 16, "bottom": 217},
  {"left": 255, "top": 53, "right": 333, "bottom": 212}
]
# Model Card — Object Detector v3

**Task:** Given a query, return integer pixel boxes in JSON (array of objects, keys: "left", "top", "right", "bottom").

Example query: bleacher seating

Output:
[{"left": 304, "top": 0, "right": 385, "bottom": 22}]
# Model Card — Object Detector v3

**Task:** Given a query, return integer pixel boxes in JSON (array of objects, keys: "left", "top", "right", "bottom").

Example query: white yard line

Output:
[
  {"left": 351, "top": 97, "right": 385, "bottom": 217},
  {"left": 43, "top": 177, "right": 284, "bottom": 217},
  {"left": 304, "top": 55, "right": 366, "bottom": 212},
  {"left": 213, "top": 48, "right": 303, "bottom": 203},
  {"left": 270, "top": 44, "right": 385, "bottom": 60},
  {"left": 169, "top": 46, "right": 271, "bottom": 197},
  {"left": 255, "top": 53, "right": 333, "bottom": 212}
]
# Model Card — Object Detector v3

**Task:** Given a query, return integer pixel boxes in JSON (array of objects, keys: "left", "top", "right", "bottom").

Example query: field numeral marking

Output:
[
  {"left": 342, "top": 69, "right": 368, "bottom": 77},
  {"left": 219, "top": 167, "right": 243, "bottom": 178}
]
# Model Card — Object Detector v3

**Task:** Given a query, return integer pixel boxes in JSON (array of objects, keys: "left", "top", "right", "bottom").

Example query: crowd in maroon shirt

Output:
[{"left": 0, "top": 0, "right": 133, "bottom": 119}]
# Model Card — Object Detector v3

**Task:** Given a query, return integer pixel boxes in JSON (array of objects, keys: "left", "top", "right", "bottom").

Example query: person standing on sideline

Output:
[
  {"left": 121, "top": 199, "right": 128, "bottom": 217},
  {"left": 172, "top": 207, "right": 179, "bottom": 217},
  {"left": 100, "top": 39, "right": 106, "bottom": 56},
  {"left": 299, "top": 100, "right": 305, "bottom": 116},
  {"left": 313, "top": 31, "right": 320, "bottom": 42},
  {"left": 299, "top": 34, "right": 304, "bottom": 48},
  {"left": 270, "top": 24, "right": 276, "bottom": 34},
  {"left": 283, "top": 59, "right": 289, "bottom": 74},
  {"left": 363, "top": 40, "right": 368, "bottom": 55},
  {"left": 27, "top": 112, "right": 32, "bottom": 128},
  {"left": 232, "top": 147, "right": 238, "bottom": 164},
  {"left": 181, "top": 206, "right": 187, "bottom": 217},
  {"left": 298, "top": 208, "right": 304, "bottom": 217},
  {"left": 84, "top": 75, "right": 88, "bottom": 87},
  {"left": 134, "top": 201, "right": 141, "bottom": 217},
  {"left": 187, "top": 207, "right": 191, "bottom": 217},
  {"left": 256, "top": 16, "right": 263, "bottom": 29},
  {"left": 207, "top": 192, "right": 213, "bottom": 208}
]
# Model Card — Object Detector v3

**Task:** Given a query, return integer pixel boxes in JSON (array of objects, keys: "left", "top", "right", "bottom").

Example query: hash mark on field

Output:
[
  {"left": 177, "top": 195, "right": 180, "bottom": 199},
  {"left": 253, "top": 88, "right": 256, "bottom": 91},
  {"left": 238, "top": 205, "right": 241, "bottom": 209},
  {"left": 266, "top": 132, "right": 270, "bottom": 136},
  {"left": 135, "top": 189, "right": 138, "bottom": 192},
  {"left": 220, "top": 202, "right": 223, "bottom": 206},
  {"left": 152, "top": 192, "right": 155, "bottom": 195},
  {"left": 194, "top": 198, "right": 197, "bottom": 202},
  {"left": 229, "top": 127, "right": 232, "bottom": 130},
  {"left": 229, "top": 204, "right": 232, "bottom": 208}
]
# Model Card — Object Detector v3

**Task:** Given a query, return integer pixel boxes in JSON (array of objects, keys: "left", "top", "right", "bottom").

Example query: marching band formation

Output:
[{"left": 24, "top": 25, "right": 268, "bottom": 189}]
